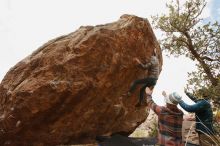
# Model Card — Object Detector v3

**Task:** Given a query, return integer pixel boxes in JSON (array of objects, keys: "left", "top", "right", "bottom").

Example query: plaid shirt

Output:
[{"left": 146, "top": 95, "right": 184, "bottom": 146}]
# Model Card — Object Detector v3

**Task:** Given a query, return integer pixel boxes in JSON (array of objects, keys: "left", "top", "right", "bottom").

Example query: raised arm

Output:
[
  {"left": 179, "top": 100, "right": 210, "bottom": 112},
  {"left": 145, "top": 88, "right": 162, "bottom": 115},
  {"left": 140, "top": 62, "right": 152, "bottom": 69},
  {"left": 185, "top": 91, "right": 197, "bottom": 102}
]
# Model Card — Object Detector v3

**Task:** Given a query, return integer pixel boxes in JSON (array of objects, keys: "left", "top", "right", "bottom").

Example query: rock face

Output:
[
  {"left": 130, "top": 109, "right": 158, "bottom": 138},
  {"left": 0, "top": 14, "right": 162, "bottom": 146}
]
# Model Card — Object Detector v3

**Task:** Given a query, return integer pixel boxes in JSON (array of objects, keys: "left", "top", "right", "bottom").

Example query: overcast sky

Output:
[{"left": 0, "top": 0, "right": 219, "bottom": 106}]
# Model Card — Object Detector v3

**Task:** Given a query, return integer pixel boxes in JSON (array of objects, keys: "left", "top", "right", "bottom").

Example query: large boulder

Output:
[{"left": 0, "top": 14, "right": 162, "bottom": 146}]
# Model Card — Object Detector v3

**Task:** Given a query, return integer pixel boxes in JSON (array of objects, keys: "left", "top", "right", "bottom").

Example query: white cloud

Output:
[
  {"left": 218, "top": 8, "right": 220, "bottom": 15},
  {"left": 152, "top": 55, "right": 196, "bottom": 105}
]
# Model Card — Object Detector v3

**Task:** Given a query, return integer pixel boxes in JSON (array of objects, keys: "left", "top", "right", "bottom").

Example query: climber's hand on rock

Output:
[{"left": 133, "top": 58, "right": 141, "bottom": 64}]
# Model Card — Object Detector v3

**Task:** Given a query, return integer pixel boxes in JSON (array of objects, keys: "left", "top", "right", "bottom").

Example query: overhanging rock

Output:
[{"left": 0, "top": 14, "right": 162, "bottom": 146}]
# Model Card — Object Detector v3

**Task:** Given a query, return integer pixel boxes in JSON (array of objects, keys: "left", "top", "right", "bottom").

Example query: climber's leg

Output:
[
  {"left": 128, "top": 78, "right": 150, "bottom": 94},
  {"left": 137, "top": 78, "right": 158, "bottom": 106}
]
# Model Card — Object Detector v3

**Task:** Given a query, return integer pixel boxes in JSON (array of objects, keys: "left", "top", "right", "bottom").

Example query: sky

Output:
[{"left": 0, "top": 0, "right": 219, "bottom": 106}]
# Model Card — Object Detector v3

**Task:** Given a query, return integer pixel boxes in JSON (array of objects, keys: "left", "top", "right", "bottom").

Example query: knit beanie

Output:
[{"left": 165, "top": 92, "right": 182, "bottom": 105}]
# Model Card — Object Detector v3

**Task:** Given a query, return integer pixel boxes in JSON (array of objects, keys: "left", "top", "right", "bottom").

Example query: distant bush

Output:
[
  {"left": 130, "top": 129, "right": 147, "bottom": 137},
  {"left": 148, "top": 119, "right": 158, "bottom": 137},
  {"left": 213, "top": 110, "right": 220, "bottom": 135}
]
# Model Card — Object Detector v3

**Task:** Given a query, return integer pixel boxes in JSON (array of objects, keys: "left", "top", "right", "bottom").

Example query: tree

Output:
[{"left": 151, "top": 0, "right": 220, "bottom": 103}]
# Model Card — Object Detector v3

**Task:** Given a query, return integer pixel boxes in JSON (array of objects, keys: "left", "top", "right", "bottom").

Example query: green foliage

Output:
[
  {"left": 151, "top": 0, "right": 220, "bottom": 104},
  {"left": 130, "top": 130, "right": 147, "bottom": 137},
  {"left": 148, "top": 119, "right": 158, "bottom": 137},
  {"left": 213, "top": 110, "right": 220, "bottom": 134}
]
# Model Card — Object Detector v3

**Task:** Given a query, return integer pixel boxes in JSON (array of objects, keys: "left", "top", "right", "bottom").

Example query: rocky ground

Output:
[
  {"left": 61, "top": 112, "right": 220, "bottom": 146},
  {"left": 59, "top": 144, "right": 98, "bottom": 146},
  {"left": 130, "top": 109, "right": 157, "bottom": 138},
  {"left": 182, "top": 114, "right": 199, "bottom": 145},
  {"left": 131, "top": 112, "right": 200, "bottom": 145}
]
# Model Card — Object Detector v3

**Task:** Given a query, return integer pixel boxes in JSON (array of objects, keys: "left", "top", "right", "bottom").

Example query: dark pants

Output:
[{"left": 129, "top": 77, "right": 157, "bottom": 103}]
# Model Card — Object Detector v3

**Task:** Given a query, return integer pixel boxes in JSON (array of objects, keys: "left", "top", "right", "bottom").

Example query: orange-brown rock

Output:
[{"left": 0, "top": 14, "right": 162, "bottom": 146}]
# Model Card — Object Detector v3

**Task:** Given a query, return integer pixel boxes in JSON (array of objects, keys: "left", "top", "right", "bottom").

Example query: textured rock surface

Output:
[
  {"left": 0, "top": 14, "right": 162, "bottom": 146},
  {"left": 130, "top": 110, "right": 158, "bottom": 138}
]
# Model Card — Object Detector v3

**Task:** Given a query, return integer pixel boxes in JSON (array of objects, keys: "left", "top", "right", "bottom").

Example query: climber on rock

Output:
[{"left": 127, "top": 48, "right": 160, "bottom": 107}]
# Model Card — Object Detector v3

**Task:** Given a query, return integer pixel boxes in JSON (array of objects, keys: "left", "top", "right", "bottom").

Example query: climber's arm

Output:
[
  {"left": 134, "top": 58, "right": 151, "bottom": 70},
  {"left": 179, "top": 100, "right": 210, "bottom": 112},
  {"left": 145, "top": 87, "right": 162, "bottom": 115},
  {"left": 140, "top": 62, "right": 151, "bottom": 69}
]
